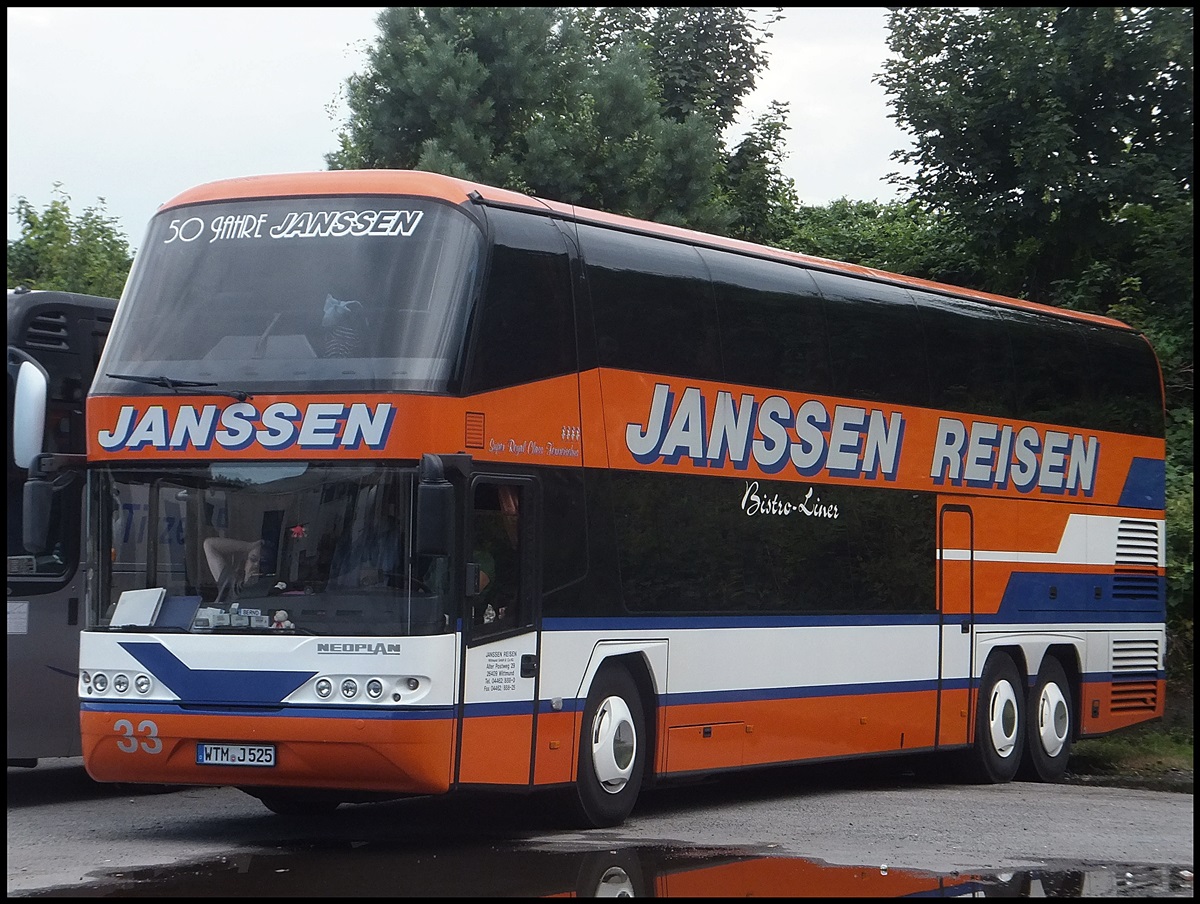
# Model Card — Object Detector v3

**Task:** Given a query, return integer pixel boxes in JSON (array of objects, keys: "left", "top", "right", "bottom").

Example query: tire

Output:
[
  {"left": 1018, "top": 657, "right": 1073, "bottom": 782},
  {"left": 567, "top": 665, "right": 647, "bottom": 828},
  {"left": 961, "top": 653, "right": 1025, "bottom": 783}
]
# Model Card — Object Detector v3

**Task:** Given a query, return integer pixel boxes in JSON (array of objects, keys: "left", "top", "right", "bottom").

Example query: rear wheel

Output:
[
  {"left": 961, "top": 653, "right": 1025, "bottom": 783},
  {"left": 1018, "top": 657, "right": 1073, "bottom": 782},
  {"left": 567, "top": 665, "right": 646, "bottom": 828}
]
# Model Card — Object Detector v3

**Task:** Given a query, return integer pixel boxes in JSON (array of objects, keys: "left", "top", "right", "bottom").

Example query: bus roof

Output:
[
  {"left": 159, "top": 170, "right": 1131, "bottom": 331},
  {"left": 7, "top": 288, "right": 119, "bottom": 338}
]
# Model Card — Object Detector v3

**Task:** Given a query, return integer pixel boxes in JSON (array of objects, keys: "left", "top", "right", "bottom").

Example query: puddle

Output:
[{"left": 10, "top": 840, "right": 1194, "bottom": 897}]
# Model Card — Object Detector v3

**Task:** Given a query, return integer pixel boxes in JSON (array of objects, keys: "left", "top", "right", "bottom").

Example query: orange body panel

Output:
[
  {"left": 577, "top": 369, "right": 609, "bottom": 470},
  {"left": 936, "top": 496, "right": 1166, "bottom": 616},
  {"left": 80, "top": 709, "right": 455, "bottom": 793},
  {"left": 531, "top": 710, "right": 580, "bottom": 785},
  {"left": 459, "top": 710, "right": 585, "bottom": 786},
  {"left": 457, "top": 713, "right": 535, "bottom": 785},
  {"left": 88, "top": 377, "right": 584, "bottom": 466},
  {"left": 658, "top": 689, "right": 947, "bottom": 775},
  {"left": 1079, "top": 678, "right": 1166, "bottom": 736},
  {"left": 599, "top": 369, "right": 1164, "bottom": 506}
]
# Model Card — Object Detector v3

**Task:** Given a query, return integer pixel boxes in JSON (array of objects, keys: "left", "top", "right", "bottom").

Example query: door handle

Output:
[{"left": 520, "top": 654, "right": 537, "bottom": 678}]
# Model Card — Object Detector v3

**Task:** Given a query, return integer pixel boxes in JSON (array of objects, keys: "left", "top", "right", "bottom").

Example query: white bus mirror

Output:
[{"left": 10, "top": 352, "right": 49, "bottom": 470}]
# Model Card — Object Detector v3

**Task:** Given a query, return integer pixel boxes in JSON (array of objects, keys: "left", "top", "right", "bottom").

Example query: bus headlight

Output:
[
  {"left": 135, "top": 674, "right": 152, "bottom": 694},
  {"left": 113, "top": 674, "right": 129, "bottom": 693},
  {"left": 340, "top": 678, "right": 358, "bottom": 699},
  {"left": 93, "top": 673, "right": 109, "bottom": 692},
  {"left": 315, "top": 678, "right": 332, "bottom": 698},
  {"left": 366, "top": 679, "right": 383, "bottom": 699}
]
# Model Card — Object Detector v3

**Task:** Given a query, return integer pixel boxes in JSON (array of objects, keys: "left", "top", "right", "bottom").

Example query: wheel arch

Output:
[
  {"left": 574, "top": 642, "right": 664, "bottom": 782},
  {"left": 979, "top": 635, "right": 1085, "bottom": 693},
  {"left": 978, "top": 641, "right": 1029, "bottom": 687},
  {"left": 1037, "top": 643, "right": 1083, "bottom": 742}
]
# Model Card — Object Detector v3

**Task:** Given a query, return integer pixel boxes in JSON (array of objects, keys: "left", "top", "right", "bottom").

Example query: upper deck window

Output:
[{"left": 93, "top": 197, "right": 484, "bottom": 396}]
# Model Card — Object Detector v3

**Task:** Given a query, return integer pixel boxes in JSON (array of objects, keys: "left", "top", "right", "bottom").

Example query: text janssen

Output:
[
  {"left": 625, "top": 384, "right": 1100, "bottom": 495},
  {"left": 97, "top": 402, "right": 395, "bottom": 452}
]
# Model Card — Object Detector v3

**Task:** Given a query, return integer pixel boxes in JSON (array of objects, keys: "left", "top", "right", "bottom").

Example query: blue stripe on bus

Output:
[
  {"left": 543, "top": 598, "right": 1162, "bottom": 631},
  {"left": 994, "top": 572, "right": 1165, "bottom": 621},
  {"left": 541, "top": 614, "right": 943, "bottom": 631},
  {"left": 1119, "top": 456, "right": 1166, "bottom": 509},
  {"left": 661, "top": 677, "right": 950, "bottom": 706},
  {"left": 80, "top": 699, "right": 452, "bottom": 720},
  {"left": 118, "top": 641, "right": 316, "bottom": 705}
]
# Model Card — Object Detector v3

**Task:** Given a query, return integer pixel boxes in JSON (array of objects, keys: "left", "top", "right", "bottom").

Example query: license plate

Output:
[{"left": 196, "top": 742, "right": 276, "bottom": 767}]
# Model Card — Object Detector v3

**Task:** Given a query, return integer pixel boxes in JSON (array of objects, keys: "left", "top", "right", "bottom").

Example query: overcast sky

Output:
[{"left": 6, "top": 7, "right": 915, "bottom": 250}]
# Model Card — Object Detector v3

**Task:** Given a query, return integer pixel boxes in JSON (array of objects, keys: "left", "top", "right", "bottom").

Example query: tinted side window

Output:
[
  {"left": 466, "top": 208, "right": 576, "bottom": 393},
  {"left": 912, "top": 291, "right": 1015, "bottom": 418},
  {"left": 580, "top": 225, "right": 721, "bottom": 380},
  {"left": 469, "top": 479, "right": 532, "bottom": 635},
  {"left": 539, "top": 467, "right": 587, "bottom": 596},
  {"left": 610, "top": 471, "right": 934, "bottom": 615},
  {"left": 814, "top": 272, "right": 931, "bottom": 407},
  {"left": 1004, "top": 311, "right": 1092, "bottom": 429},
  {"left": 701, "top": 249, "right": 832, "bottom": 395},
  {"left": 1082, "top": 327, "right": 1165, "bottom": 437}
]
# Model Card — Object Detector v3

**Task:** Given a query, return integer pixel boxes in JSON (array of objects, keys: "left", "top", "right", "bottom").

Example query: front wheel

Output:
[
  {"left": 1018, "top": 657, "right": 1073, "bottom": 782},
  {"left": 960, "top": 653, "right": 1025, "bottom": 783},
  {"left": 567, "top": 665, "right": 646, "bottom": 828},
  {"left": 244, "top": 788, "right": 342, "bottom": 817}
]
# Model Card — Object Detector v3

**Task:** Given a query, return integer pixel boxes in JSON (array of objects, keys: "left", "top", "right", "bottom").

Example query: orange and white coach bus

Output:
[{"left": 22, "top": 169, "right": 1165, "bottom": 825}]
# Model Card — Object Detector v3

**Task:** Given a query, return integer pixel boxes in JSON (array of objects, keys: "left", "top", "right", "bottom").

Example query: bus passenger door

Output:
[
  {"left": 456, "top": 478, "right": 541, "bottom": 786},
  {"left": 937, "top": 504, "right": 974, "bottom": 748}
]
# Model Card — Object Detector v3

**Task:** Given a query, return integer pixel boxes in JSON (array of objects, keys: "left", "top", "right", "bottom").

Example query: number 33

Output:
[{"left": 114, "top": 718, "right": 163, "bottom": 754}]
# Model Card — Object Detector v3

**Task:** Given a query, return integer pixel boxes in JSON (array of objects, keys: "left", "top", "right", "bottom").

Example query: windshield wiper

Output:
[{"left": 107, "top": 373, "right": 252, "bottom": 402}]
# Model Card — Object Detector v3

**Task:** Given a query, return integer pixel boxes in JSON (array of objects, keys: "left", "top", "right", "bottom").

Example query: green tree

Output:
[
  {"left": 879, "top": 7, "right": 1193, "bottom": 649},
  {"left": 327, "top": 7, "right": 715, "bottom": 227},
  {"left": 783, "top": 197, "right": 981, "bottom": 284},
  {"left": 327, "top": 7, "right": 789, "bottom": 234},
  {"left": 879, "top": 7, "right": 1192, "bottom": 306},
  {"left": 7, "top": 184, "right": 132, "bottom": 298},
  {"left": 578, "top": 6, "right": 780, "bottom": 134},
  {"left": 722, "top": 100, "right": 801, "bottom": 247},
  {"left": 580, "top": 6, "right": 793, "bottom": 242}
]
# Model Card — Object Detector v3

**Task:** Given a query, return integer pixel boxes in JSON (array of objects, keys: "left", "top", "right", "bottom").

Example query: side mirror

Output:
[
  {"left": 416, "top": 454, "right": 455, "bottom": 557},
  {"left": 23, "top": 477, "right": 53, "bottom": 554},
  {"left": 9, "top": 349, "right": 49, "bottom": 470}
]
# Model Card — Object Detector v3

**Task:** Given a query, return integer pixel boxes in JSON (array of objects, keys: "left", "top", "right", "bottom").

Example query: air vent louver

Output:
[
  {"left": 1115, "top": 519, "right": 1161, "bottom": 566},
  {"left": 1110, "top": 681, "right": 1157, "bottom": 712},
  {"left": 1112, "top": 570, "right": 1162, "bottom": 601},
  {"left": 1111, "top": 636, "right": 1161, "bottom": 673},
  {"left": 25, "top": 311, "right": 71, "bottom": 351}
]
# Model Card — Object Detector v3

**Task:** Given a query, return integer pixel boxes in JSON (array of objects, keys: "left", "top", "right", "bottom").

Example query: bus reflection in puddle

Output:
[{"left": 22, "top": 843, "right": 1188, "bottom": 897}]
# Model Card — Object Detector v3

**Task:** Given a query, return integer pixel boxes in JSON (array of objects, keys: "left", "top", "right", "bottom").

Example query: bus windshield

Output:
[
  {"left": 91, "top": 197, "right": 484, "bottom": 395},
  {"left": 95, "top": 462, "right": 452, "bottom": 637}
]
